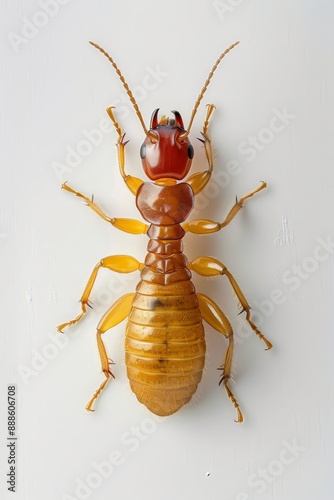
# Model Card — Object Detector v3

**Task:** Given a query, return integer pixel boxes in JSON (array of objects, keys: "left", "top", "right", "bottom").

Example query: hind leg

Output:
[
  {"left": 197, "top": 293, "right": 243, "bottom": 423},
  {"left": 85, "top": 293, "right": 135, "bottom": 411}
]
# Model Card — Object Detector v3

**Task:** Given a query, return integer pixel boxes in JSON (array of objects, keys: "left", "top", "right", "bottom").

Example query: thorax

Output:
[{"left": 136, "top": 182, "right": 194, "bottom": 226}]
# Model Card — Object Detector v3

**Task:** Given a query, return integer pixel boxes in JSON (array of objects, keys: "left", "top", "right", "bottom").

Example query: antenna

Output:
[
  {"left": 89, "top": 41, "right": 154, "bottom": 139},
  {"left": 184, "top": 41, "right": 240, "bottom": 137}
]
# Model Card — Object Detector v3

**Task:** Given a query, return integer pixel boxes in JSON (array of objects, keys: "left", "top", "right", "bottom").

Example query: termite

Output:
[{"left": 58, "top": 41, "right": 272, "bottom": 422}]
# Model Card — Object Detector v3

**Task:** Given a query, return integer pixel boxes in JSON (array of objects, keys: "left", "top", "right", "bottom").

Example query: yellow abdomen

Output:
[{"left": 125, "top": 280, "right": 205, "bottom": 416}]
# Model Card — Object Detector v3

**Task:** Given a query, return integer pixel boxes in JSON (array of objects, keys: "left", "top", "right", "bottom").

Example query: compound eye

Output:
[
  {"left": 140, "top": 143, "right": 146, "bottom": 159},
  {"left": 188, "top": 144, "right": 194, "bottom": 159}
]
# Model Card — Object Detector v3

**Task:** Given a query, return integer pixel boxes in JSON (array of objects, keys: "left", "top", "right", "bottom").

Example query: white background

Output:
[{"left": 1, "top": 1, "right": 333, "bottom": 499}]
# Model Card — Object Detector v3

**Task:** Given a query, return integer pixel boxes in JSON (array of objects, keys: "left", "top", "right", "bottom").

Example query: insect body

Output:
[{"left": 58, "top": 41, "right": 272, "bottom": 422}]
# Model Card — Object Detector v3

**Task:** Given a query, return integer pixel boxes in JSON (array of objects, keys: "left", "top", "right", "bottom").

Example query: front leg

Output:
[
  {"left": 106, "top": 106, "right": 144, "bottom": 195},
  {"left": 185, "top": 104, "right": 215, "bottom": 195}
]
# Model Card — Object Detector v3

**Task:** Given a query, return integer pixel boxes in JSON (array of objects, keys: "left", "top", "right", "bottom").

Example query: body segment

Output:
[{"left": 126, "top": 281, "right": 205, "bottom": 416}]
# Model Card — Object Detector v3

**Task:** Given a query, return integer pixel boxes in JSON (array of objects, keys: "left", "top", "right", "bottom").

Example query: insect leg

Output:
[
  {"left": 106, "top": 106, "right": 144, "bottom": 195},
  {"left": 86, "top": 292, "right": 135, "bottom": 411},
  {"left": 197, "top": 293, "right": 243, "bottom": 423},
  {"left": 219, "top": 181, "right": 267, "bottom": 229},
  {"left": 200, "top": 104, "right": 215, "bottom": 172},
  {"left": 202, "top": 103, "right": 215, "bottom": 137},
  {"left": 185, "top": 104, "right": 215, "bottom": 195},
  {"left": 57, "top": 255, "right": 143, "bottom": 332},
  {"left": 183, "top": 181, "right": 267, "bottom": 234},
  {"left": 189, "top": 257, "right": 272, "bottom": 350},
  {"left": 61, "top": 182, "right": 113, "bottom": 223},
  {"left": 61, "top": 182, "right": 148, "bottom": 233}
]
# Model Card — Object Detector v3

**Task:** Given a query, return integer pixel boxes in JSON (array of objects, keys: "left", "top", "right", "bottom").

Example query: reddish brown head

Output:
[{"left": 140, "top": 109, "right": 194, "bottom": 181}]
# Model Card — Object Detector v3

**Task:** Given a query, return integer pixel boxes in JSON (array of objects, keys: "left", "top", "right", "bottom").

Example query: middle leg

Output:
[
  {"left": 189, "top": 256, "right": 273, "bottom": 350},
  {"left": 61, "top": 182, "right": 149, "bottom": 234},
  {"left": 183, "top": 181, "right": 267, "bottom": 234},
  {"left": 57, "top": 255, "right": 143, "bottom": 332}
]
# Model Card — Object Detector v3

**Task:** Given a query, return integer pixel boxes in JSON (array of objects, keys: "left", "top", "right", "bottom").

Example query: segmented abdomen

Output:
[{"left": 125, "top": 224, "right": 205, "bottom": 416}]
